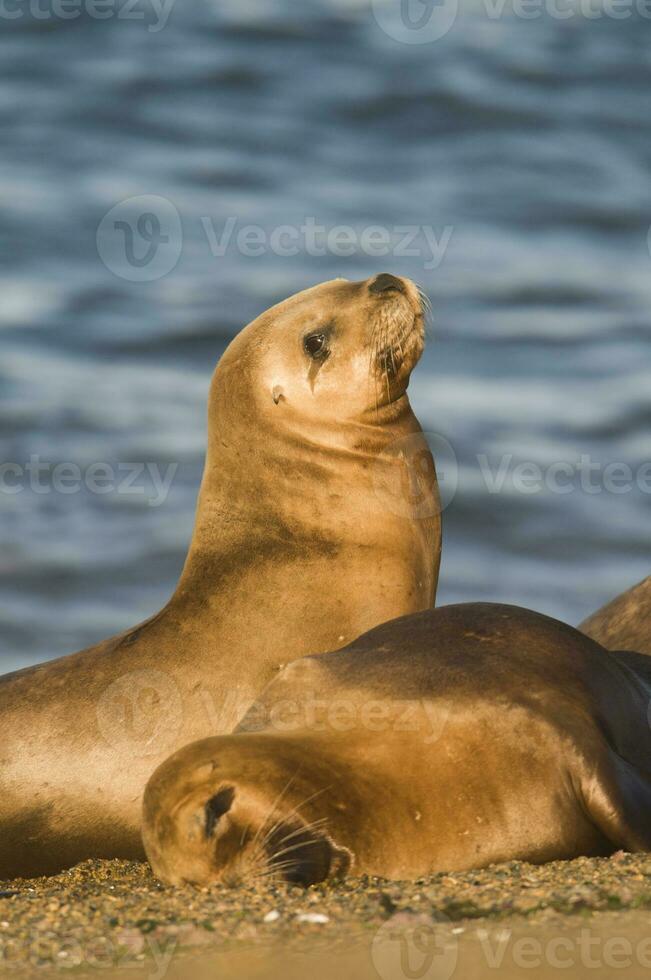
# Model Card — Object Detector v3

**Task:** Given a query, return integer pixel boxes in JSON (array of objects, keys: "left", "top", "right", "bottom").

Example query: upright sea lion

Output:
[
  {"left": 142, "top": 603, "right": 651, "bottom": 886},
  {"left": 580, "top": 576, "right": 651, "bottom": 656},
  {"left": 0, "top": 274, "right": 441, "bottom": 879}
]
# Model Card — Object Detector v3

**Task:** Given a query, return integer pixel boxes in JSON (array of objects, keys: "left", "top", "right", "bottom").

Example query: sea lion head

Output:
[
  {"left": 213, "top": 273, "right": 428, "bottom": 432},
  {"left": 142, "top": 736, "right": 353, "bottom": 887},
  {"left": 180, "top": 271, "right": 440, "bottom": 631}
]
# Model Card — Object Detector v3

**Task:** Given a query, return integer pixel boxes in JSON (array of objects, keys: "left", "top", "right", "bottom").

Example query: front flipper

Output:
[{"left": 577, "top": 748, "right": 651, "bottom": 852}]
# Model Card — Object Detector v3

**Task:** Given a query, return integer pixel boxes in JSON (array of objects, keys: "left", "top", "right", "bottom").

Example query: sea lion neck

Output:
[
  {"left": 171, "top": 385, "right": 431, "bottom": 611},
  {"left": 181, "top": 382, "right": 419, "bottom": 527}
]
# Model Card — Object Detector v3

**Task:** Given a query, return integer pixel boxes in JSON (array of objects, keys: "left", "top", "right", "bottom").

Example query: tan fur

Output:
[
  {"left": 143, "top": 603, "right": 651, "bottom": 886},
  {"left": 580, "top": 576, "right": 651, "bottom": 656},
  {"left": 0, "top": 275, "right": 441, "bottom": 879}
]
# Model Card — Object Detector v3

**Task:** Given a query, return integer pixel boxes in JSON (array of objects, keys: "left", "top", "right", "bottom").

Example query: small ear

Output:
[
  {"left": 267, "top": 822, "right": 353, "bottom": 886},
  {"left": 272, "top": 385, "right": 285, "bottom": 405},
  {"left": 204, "top": 786, "right": 235, "bottom": 838}
]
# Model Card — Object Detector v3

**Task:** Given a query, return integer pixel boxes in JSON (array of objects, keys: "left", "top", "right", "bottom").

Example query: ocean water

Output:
[{"left": 1, "top": 0, "right": 650, "bottom": 672}]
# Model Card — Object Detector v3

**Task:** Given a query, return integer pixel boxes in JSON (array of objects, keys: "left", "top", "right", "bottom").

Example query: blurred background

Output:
[{"left": 1, "top": 0, "right": 650, "bottom": 673}]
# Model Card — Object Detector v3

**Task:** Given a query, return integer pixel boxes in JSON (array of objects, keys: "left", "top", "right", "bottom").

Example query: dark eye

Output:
[
  {"left": 303, "top": 333, "right": 328, "bottom": 359},
  {"left": 204, "top": 786, "right": 235, "bottom": 838}
]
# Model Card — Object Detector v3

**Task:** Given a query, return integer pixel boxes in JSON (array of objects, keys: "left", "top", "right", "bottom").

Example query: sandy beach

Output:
[{"left": 3, "top": 852, "right": 651, "bottom": 978}]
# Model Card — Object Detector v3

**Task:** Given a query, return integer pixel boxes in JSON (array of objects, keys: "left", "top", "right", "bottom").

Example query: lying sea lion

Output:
[
  {"left": 0, "top": 274, "right": 440, "bottom": 879},
  {"left": 142, "top": 603, "right": 651, "bottom": 886},
  {"left": 580, "top": 576, "right": 651, "bottom": 656}
]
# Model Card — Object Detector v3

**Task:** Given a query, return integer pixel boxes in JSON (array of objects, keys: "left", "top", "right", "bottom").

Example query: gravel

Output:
[{"left": 1, "top": 852, "right": 651, "bottom": 970}]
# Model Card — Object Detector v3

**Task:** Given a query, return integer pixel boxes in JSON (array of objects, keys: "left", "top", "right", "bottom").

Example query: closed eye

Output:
[{"left": 205, "top": 786, "right": 235, "bottom": 838}]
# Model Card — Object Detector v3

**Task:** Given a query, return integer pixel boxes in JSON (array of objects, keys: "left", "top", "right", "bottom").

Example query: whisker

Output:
[
  {"left": 251, "top": 859, "right": 302, "bottom": 882},
  {"left": 370, "top": 318, "right": 382, "bottom": 420},
  {"left": 267, "top": 817, "right": 331, "bottom": 856},
  {"left": 257, "top": 788, "right": 333, "bottom": 878},
  {"left": 255, "top": 784, "right": 330, "bottom": 857},
  {"left": 417, "top": 286, "right": 433, "bottom": 335},
  {"left": 285, "top": 785, "right": 332, "bottom": 818},
  {"left": 250, "top": 774, "right": 298, "bottom": 852},
  {"left": 382, "top": 318, "right": 392, "bottom": 404},
  {"left": 269, "top": 835, "right": 327, "bottom": 863},
  {"left": 271, "top": 813, "right": 330, "bottom": 840}
]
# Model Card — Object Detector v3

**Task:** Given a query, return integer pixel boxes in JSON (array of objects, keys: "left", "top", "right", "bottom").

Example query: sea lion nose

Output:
[{"left": 368, "top": 273, "right": 405, "bottom": 296}]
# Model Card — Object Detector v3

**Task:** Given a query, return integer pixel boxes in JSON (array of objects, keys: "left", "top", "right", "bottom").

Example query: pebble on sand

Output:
[{"left": 1, "top": 852, "right": 651, "bottom": 968}]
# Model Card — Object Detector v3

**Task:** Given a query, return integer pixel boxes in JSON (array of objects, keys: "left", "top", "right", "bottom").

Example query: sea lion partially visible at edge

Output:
[
  {"left": 580, "top": 576, "right": 651, "bottom": 656},
  {"left": 0, "top": 273, "right": 440, "bottom": 879},
  {"left": 142, "top": 603, "right": 651, "bottom": 887}
]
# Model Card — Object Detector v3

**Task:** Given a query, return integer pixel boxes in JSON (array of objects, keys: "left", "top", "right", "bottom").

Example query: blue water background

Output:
[{"left": 1, "top": 0, "right": 650, "bottom": 671}]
